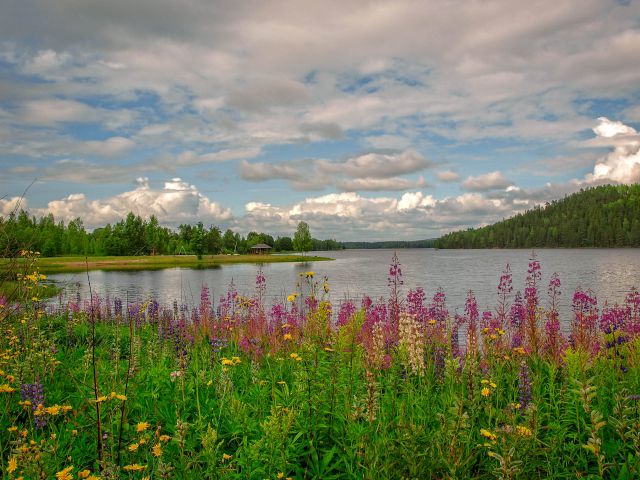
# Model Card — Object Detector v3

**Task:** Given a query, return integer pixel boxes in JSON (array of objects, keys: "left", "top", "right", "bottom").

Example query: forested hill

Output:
[{"left": 434, "top": 184, "right": 640, "bottom": 249}]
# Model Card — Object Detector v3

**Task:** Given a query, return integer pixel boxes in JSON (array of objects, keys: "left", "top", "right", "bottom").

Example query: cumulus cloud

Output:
[
  {"left": 461, "top": 171, "right": 514, "bottom": 191},
  {"left": 585, "top": 117, "right": 640, "bottom": 184},
  {"left": 239, "top": 149, "right": 433, "bottom": 192},
  {"left": 30, "top": 178, "right": 232, "bottom": 229},
  {"left": 0, "top": 196, "right": 27, "bottom": 216},
  {"left": 436, "top": 170, "right": 460, "bottom": 182}
]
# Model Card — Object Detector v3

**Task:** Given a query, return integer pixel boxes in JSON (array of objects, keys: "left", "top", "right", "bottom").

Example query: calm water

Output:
[{"left": 50, "top": 249, "right": 640, "bottom": 322}]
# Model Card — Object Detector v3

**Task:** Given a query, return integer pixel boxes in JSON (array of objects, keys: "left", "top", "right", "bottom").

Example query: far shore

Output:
[{"left": 7, "top": 253, "right": 334, "bottom": 275}]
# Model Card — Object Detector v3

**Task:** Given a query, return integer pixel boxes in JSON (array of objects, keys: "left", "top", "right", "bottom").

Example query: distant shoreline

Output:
[{"left": 13, "top": 254, "right": 333, "bottom": 274}]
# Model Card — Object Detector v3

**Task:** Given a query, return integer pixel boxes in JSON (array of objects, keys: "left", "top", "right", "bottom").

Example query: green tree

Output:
[{"left": 293, "top": 221, "right": 312, "bottom": 255}]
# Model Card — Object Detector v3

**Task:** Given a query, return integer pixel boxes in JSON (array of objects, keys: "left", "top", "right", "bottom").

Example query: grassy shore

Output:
[{"left": 21, "top": 253, "right": 333, "bottom": 274}]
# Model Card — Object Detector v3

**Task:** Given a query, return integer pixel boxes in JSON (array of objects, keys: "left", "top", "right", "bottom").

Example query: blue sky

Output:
[{"left": 1, "top": 0, "right": 639, "bottom": 240}]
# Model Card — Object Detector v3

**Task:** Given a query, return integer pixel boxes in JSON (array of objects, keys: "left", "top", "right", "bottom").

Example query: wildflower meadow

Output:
[{"left": 1, "top": 251, "right": 639, "bottom": 479}]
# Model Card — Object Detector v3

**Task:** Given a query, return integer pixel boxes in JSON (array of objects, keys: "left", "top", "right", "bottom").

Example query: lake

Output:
[{"left": 49, "top": 248, "right": 640, "bottom": 324}]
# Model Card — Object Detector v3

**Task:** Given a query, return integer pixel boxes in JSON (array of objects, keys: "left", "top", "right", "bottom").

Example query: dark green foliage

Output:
[
  {"left": 0, "top": 212, "right": 342, "bottom": 257},
  {"left": 435, "top": 184, "right": 640, "bottom": 248}
]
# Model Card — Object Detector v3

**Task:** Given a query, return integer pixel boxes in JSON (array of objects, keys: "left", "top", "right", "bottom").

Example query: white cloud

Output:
[
  {"left": 436, "top": 170, "right": 460, "bottom": 182},
  {"left": 31, "top": 178, "right": 232, "bottom": 229},
  {"left": 461, "top": 171, "right": 514, "bottom": 191},
  {"left": 0, "top": 196, "right": 27, "bottom": 216},
  {"left": 585, "top": 117, "right": 640, "bottom": 184}
]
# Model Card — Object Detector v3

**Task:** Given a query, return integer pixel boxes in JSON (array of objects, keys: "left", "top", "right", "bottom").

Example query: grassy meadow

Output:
[{"left": 0, "top": 251, "right": 639, "bottom": 479}]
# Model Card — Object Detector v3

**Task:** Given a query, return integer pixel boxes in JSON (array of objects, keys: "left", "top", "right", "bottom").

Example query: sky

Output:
[{"left": 1, "top": 0, "right": 639, "bottom": 241}]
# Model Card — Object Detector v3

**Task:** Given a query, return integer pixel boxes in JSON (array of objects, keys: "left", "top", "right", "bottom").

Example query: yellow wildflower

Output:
[
  {"left": 232, "top": 357, "right": 241, "bottom": 364},
  {"left": 278, "top": 473, "right": 285, "bottom": 479},
  {"left": 78, "top": 470, "right": 91, "bottom": 479},
  {"left": 7, "top": 426, "right": 17, "bottom": 432},
  {"left": 221, "top": 358, "right": 234, "bottom": 366},
  {"left": 55, "top": 466, "right": 74, "bottom": 480},
  {"left": 87, "top": 477, "right": 100, "bottom": 480},
  {"left": 136, "top": 422, "right": 150, "bottom": 432},
  {"left": 222, "top": 453, "right": 232, "bottom": 461},
  {"left": 481, "top": 387, "right": 490, "bottom": 397},
  {"left": 159, "top": 434, "right": 171, "bottom": 442},
  {"left": 286, "top": 294, "right": 297, "bottom": 302},
  {"left": 490, "top": 382, "right": 497, "bottom": 388},
  {"left": 115, "top": 394, "right": 127, "bottom": 401},
  {"left": 516, "top": 425, "right": 533, "bottom": 437},
  {"left": 95, "top": 395, "right": 108, "bottom": 403},
  {"left": 152, "top": 443, "right": 162, "bottom": 457},
  {"left": 45, "top": 405, "right": 61, "bottom": 415},
  {"left": 480, "top": 429, "right": 497, "bottom": 441},
  {"left": 0, "top": 384, "right": 16, "bottom": 393},
  {"left": 7, "top": 456, "right": 17, "bottom": 474},
  {"left": 123, "top": 464, "right": 146, "bottom": 472},
  {"left": 128, "top": 443, "right": 139, "bottom": 452},
  {"left": 283, "top": 333, "right": 293, "bottom": 341}
]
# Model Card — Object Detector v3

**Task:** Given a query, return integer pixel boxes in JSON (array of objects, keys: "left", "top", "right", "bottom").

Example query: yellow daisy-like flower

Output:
[
  {"left": 123, "top": 464, "right": 146, "bottom": 472},
  {"left": 222, "top": 453, "right": 232, "bottom": 461},
  {"left": 128, "top": 443, "right": 139, "bottom": 452},
  {"left": 278, "top": 473, "right": 285, "bottom": 479},
  {"left": 116, "top": 394, "right": 127, "bottom": 401},
  {"left": 283, "top": 333, "right": 293, "bottom": 341},
  {"left": 159, "top": 434, "right": 171, "bottom": 442},
  {"left": 152, "top": 443, "right": 162, "bottom": 457},
  {"left": 55, "top": 466, "right": 74, "bottom": 480},
  {"left": 7, "top": 456, "right": 17, "bottom": 474},
  {"left": 232, "top": 357, "right": 241, "bottom": 364},
  {"left": 78, "top": 470, "right": 91, "bottom": 479},
  {"left": 221, "top": 358, "right": 235, "bottom": 366},
  {"left": 481, "top": 387, "right": 490, "bottom": 397},
  {"left": 136, "top": 422, "right": 150, "bottom": 432},
  {"left": 490, "top": 382, "right": 497, "bottom": 388},
  {"left": 305, "top": 271, "right": 314, "bottom": 278},
  {"left": 286, "top": 294, "right": 297, "bottom": 302}
]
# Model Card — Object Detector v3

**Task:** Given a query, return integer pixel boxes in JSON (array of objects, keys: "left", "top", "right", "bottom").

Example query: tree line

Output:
[
  {"left": 434, "top": 184, "right": 640, "bottom": 248},
  {"left": 0, "top": 211, "right": 342, "bottom": 257}
]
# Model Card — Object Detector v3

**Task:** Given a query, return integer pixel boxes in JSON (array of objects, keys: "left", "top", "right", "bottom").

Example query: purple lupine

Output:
[
  {"left": 147, "top": 299, "right": 159, "bottom": 325},
  {"left": 407, "top": 288, "right": 427, "bottom": 323},
  {"left": 518, "top": 361, "right": 532, "bottom": 409},
  {"left": 570, "top": 288, "right": 599, "bottom": 354},
  {"left": 451, "top": 314, "right": 462, "bottom": 358},
  {"left": 427, "top": 288, "right": 449, "bottom": 324},
  {"left": 114, "top": 297, "right": 123, "bottom": 318},
  {"left": 624, "top": 287, "right": 640, "bottom": 335},
  {"left": 209, "top": 337, "right": 229, "bottom": 354},
  {"left": 337, "top": 300, "right": 357, "bottom": 327},
  {"left": 21, "top": 377, "right": 46, "bottom": 428},
  {"left": 199, "top": 284, "right": 212, "bottom": 320},
  {"left": 497, "top": 263, "right": 513, "bottom": 323},
  {"left": 387, "top": 252, "right": 403, "bottom": 327}
]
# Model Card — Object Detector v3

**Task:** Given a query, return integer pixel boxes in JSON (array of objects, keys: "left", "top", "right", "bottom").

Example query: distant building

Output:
[{"left": 250, "top": 243, "right": 272, "bottom": 255}]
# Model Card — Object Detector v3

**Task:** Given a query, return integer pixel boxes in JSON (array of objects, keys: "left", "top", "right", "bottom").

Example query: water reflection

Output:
[{"left": 49, "top": 249, "right": 640, "bottom": 325}]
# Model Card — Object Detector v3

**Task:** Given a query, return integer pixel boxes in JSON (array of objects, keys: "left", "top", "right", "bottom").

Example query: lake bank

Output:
[{"left": 1, "top": 253, "right": 332, "bottom": 275}]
